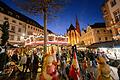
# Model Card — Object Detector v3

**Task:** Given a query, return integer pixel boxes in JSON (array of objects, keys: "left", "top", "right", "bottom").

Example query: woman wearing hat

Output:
[{"left": 96, "top": 56, "right": 114, "bottom": 80}]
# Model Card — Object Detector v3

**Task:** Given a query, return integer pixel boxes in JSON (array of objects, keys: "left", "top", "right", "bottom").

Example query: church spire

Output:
[{"left": 76, "top": 16, "right": 81, "bottom": 36}]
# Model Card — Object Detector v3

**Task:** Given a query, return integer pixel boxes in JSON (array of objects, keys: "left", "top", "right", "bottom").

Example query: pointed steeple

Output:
[{"left": 76, "top": 16, "right": 81, "bottom": 36}]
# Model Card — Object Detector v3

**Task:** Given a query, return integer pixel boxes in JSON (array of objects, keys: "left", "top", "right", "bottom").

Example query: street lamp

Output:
[{"left": 22, "top": 33, "right": 25, "bottom": 37}]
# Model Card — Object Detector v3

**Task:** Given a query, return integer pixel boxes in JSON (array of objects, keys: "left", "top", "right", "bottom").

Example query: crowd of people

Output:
[
  {"left": 0, "top": 47, "right": 41, "bottom": 80},
  {"left": 39, "top": 45, "right": 120, "bottom": 80},
  {"left": 0, "top": 45, "right": 120, "bottom": 80}
]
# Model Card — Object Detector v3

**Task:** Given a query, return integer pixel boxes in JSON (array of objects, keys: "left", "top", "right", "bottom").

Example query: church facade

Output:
[{"left": 67, "top": 17, "right": 81, "bottom": 46}]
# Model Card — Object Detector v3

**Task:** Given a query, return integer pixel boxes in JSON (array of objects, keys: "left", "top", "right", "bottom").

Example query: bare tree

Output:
[{"left": 12, "top": 0, "right": 68, "bottom": 54}]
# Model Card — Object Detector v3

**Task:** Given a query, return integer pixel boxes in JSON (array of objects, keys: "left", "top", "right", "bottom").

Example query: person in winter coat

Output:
[
  {"left": 82, "top": 57, "right": 88, "bottom": 74},
  {"left": 20, "top": 53, "right": 27, "bottom": 72},
  {"left": 25, "top": 54, "right": 31, "bottom": 72},
  {"left": 117, "top": 64, "right": 120, "bottom": 80},
  {"left": 96, "top": 56, "right": 114, "bottom": 80},
  {"left": 31, "top": 50, "right": 39, "bottom": 79}
]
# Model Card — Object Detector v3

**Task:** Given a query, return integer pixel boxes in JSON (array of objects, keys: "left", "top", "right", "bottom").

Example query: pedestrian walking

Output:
[
  {"left": 31, "top": 49, "right": 39, "bottom": 80},
  {"left": 11, "top": 50, "right": 18, "bottom": 64},
  {"left": 25, "top": 54, "right": 31, "bottom": 72},
  {"left": 20, "top": 53, "right": 27, "bottom": 72}
]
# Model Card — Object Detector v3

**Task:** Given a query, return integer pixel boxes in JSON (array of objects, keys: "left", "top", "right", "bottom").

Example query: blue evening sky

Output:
[{"left": 1, "top": 0, "right": 105, "bottom": 35}]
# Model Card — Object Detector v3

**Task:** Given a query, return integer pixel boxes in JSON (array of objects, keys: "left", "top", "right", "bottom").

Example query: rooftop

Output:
[{"left": 90, "top": 23, "right": 106, "bottom": 28}]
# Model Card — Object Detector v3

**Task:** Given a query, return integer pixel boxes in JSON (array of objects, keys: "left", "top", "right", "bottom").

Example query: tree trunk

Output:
[{"left": 44, "top": 9, "right": 47, "bottom": 54}]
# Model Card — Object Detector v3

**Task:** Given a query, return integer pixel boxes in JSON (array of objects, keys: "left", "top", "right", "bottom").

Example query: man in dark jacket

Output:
[{"left": 31, "top": 50, "right": 39, "bottom": 80}]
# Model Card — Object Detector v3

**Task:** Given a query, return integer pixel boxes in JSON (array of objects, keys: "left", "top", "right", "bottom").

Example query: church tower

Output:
[{"left": 76, "top": 16, "right": 81, "bottom": 36}]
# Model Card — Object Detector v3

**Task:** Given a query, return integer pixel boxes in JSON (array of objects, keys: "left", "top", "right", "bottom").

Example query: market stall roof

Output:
[
  {"left": 87, "top": 40, "right": 120, "bottom": 49},
  {"left": 25, "top": 41, "right": 68, "bottom": 46}
]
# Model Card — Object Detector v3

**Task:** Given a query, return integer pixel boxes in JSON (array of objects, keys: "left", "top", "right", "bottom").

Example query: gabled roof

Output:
[
  {"left": 90, "top": 23, "right": 106, "bottom": 29},
  {"left": 0, "top": 1, "right": 53, "bottom": 33},
  {"left": 0, "top": 1, "right": 42, "bottom": 28},
  {"left": 67, "top": 24, "right": 76, "bottom": 32}
]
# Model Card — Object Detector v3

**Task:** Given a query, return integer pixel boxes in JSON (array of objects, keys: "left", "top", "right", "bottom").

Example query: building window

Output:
[
  {"left": 103, "top": 10, "right": 108, "bottom": 15},
  {"left": 19, "top": 22, "right": 22, "bottom": 25},
  {"left": 17, "top": 36, "right": 20, "bottom": 41},
  {"left": 11, "top": 26, "right": 15, "bottom": 32},
  {"left": 16, "top": 15, "right": 19, "bottom": 18},
  {"left": 34, "top": 28, "right": 35, "bottom": 30},
  {"left": 104, "top": 30, "right": 106, "bottom": 33},
  {"left": 97, "top": 30, "right": 99, "bottom": 33},
  {"left": 10, "top": 35, "right": 14, "bottom": 40},
  {"left": 8, "top": 11, "right": 13, "bottom": 15},
  {"left": 4, "top": 17, "right": 9, "bottom": 20},
  {"left": 31, "top": 26, "right": 32, "bottom": 29},
  {"left": 113, "top": 10, "right": 120, "bottom": 23},
  {"left": 28, "top": 26, "right": 30, "bottom": 28},
  {"left": 105, "top": 37, "right": 108, "bottom": 40},
  {"left": 0, "top": 7, "right": 4, "bottom": 11},
  {"left": 110, "top": 0, "right": 116, "bottom": 7},
  {"left": 12, "top": 20, "right": 16, "bottom": 23},
  {"left": 110, "top": 30, "right": 112, "bottom": 33},
  {"left": 18, "top": 28, "right": 21, "bottom": 32},
  {"left": 99, "top": 37, "right": 101, "bottom": 41}
]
